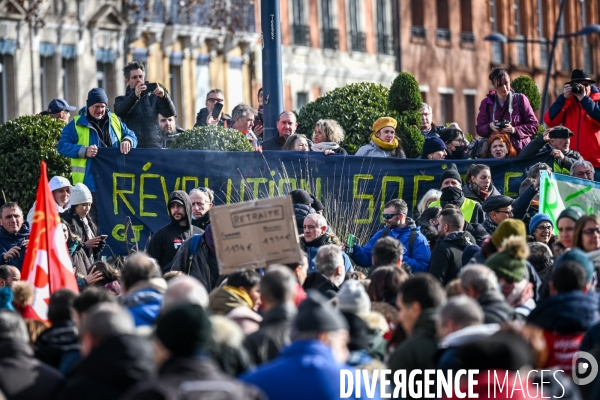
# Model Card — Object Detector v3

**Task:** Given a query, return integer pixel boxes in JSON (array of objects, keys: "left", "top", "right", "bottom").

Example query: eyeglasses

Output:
[
  {"left": 452, "top": 138, "right": 468, "bottom": 146},
  {"left": 495, "top": 209, "right": 513, "bottom": 215},
  {"left": 536, "top": 225, "right": 553, "bottom": 231},
  {"left": 574, "top": 170, "right": 594, "bottom": 178},
  {"left": 382, "top": 213, "right": 402, "bottom": 220},
  {"left": 207, "top": 98, "right": 224, "bottom": 103},
  {"left": 583, "top": 228, "right": 600, "bottom": 236}
]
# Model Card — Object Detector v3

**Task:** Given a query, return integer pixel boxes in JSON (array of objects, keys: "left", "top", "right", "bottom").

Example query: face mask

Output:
[
  {"left": 452, "top": 146, "right": 467, "bottom": 159},
  {"left": 440, "top": 186, "right": 465, "bottom": 206}
]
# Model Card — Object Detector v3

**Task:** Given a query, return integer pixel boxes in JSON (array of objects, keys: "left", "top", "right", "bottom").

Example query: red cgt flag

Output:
[{"left": 21, "top": 162, "right": 78, "bottom": 320}]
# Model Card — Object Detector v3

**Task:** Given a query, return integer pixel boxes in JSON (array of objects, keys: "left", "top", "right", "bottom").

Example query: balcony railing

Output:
[
  {"left": 460, "top": 32, "right": 475, "bottom": 44},
  {"left": 411, "top": 26, "right": 427, "bottom": 39},
  {"left": 322, "top": 28, "right": 339, "bottom": 50},
  {"left": 377, "top": 33, "right": 394, "bottom": 55},
  {"left": 436, "top": 28, "right": 451, "bottom": 42},
  {"left": 292, "top": 24, "right": 310, "bottom": 47},
  {"left": 350, "top": 31, "right": 366, "bottom": 52}
]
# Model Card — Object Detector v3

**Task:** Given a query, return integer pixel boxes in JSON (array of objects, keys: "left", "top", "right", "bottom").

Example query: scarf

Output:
[
  {"left": 468, "top": 182, "right": 489, "bottom": 201},
  {"left": 311, "top": 142, "right": 340, "bottom": 152},
  {"left": 302, "top": 233, "right": 329, "bottom": 248},
  {"left": 440, "top": 186, "right": 465, "bottom": 207},
  {"left": 370, "top": 133, "right": 399, "bottom": 150},
  {"left": 482, "top": 217, "right": 498, "bottom": 233},
  {"left": 67, "top": 240, "right": 80, "bottom": 257},
  {"left": 223, "top": 285, "right": 254, "bottom": 308},
  {"left": 501, "top": 279, "right": 534, "bottom": 308}
]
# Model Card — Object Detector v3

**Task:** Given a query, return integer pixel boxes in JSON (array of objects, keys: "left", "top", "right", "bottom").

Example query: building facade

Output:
[{"left": 0, "top": 0, "right": 599, "bottom": 133}]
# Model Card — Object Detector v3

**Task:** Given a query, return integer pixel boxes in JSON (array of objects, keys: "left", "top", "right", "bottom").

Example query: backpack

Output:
[
  {"left": 466, "top": 137, "right": 488, "bottom": 159},
  {"left": 380, "top": 228, "right": 419, "bottom": 257},
  {"left": 186, "top": 234, "right": 203, "bottom": 275}
]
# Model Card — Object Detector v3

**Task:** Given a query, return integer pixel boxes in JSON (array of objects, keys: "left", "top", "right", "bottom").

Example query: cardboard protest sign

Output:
[{"left": 210, "top": 196, "right": 302, "bottom": 274}]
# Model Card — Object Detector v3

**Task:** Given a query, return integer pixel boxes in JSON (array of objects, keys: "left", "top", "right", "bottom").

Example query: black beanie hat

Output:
[
  {"left": 86, "top": 88, "right": 109, "bottom": 108},
  {"left": 310, "top": 194, "right": 324, "bottom": 213},
  {"left": 294, "top": 290, "right": 348, "bottom": 333},
  {"left": 557, "top": 208, "right": 583, "bottom": 224},
  {"left": 342, "top": 311, "right": 369, "bottom": 351},
  {"left": 289, "top": 189, "right": 312, "bottom": 205},
  {"left": 440, "top": 163, "right": 462, "bottom": 187},
  {"left": 155, "top": 303, "right": 212, "bottom": 356}
]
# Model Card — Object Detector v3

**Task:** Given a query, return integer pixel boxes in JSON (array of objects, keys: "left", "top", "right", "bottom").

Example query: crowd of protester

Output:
[{"left": 0, "top": 62, "right": 599, "bottom": 399}]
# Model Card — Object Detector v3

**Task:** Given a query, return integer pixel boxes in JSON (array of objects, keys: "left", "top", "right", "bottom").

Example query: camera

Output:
[
  {"left": 570, "top": 83, "right": 583, "bottom": 95},
  {"left": 493, "top": 120, "right": 510, "bottom": 129},
  {"left": 143, "top": 82, "right": 158, "bottom": 95}
]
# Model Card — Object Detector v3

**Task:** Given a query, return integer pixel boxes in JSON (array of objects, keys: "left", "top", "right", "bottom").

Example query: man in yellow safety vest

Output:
[{"left": 58, "top": 88, "right": 138, "bottom": 195}]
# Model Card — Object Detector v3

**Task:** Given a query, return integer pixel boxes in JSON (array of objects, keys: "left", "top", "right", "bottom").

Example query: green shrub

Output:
[
  {"left": 0, "top": 115, "right": 70, "bottom": 210},
  {"left": 297, "top": 82, "right": 399, "bottom": 154},
  {"left": 512, "top": 75, "right": 541, "bottom": 112},
  {"left": 397, "top": 111, "right": 425, "bottom": 159},
  {"left": 170, "top": 125, "right": 253, "bottom": 152},
  {"left": 388, "top": 72, "right": 423, "bottom": 114}
]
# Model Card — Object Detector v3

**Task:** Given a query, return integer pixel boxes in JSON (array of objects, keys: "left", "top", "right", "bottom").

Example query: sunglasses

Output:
[
  {"left": 207, "top": 98, "right": 224, "bottom": 103},
  {"left": 195, "top": 187, "right": 210, "bottom": 193},
  {"left": 583, "top": 228, "right": 600, "bottom": 236},
  {"left": 382, "top": 213, "right": 402, "bottom": 220}
]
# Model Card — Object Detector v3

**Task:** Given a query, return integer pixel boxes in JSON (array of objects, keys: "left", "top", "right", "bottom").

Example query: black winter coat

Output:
[
  {"left": 0, "top": 340, "right": 64, "bottom": 400},
  {"left": 262, "top": 135, "right": 286, "bottom": 150},
  {"left": 60, "top": 210, "right": 102, "bottom": 260},
  {"left": 428, "top": 231, "right": 474, "bottom": 285},
  {"left": 518, "top": 133, "right": 584, "bottom": 172},
  {"left": 59, "top": 334, "right": 153, "bottom": 400},
  {"left": 302, "top": 272, "right": 339, "bottom": 299},
  {"left": 243, "top": 303, "right": 297, "bottom": 365},
  {"left": 114, "top": 85, "right": 176, "bottom": 148},
  {"left": 147, "top": 191, "right": 203, "bottom": 273},
  {"left": 464, "top": 221, "right": 489, "bottom": 246},
  {"left": 194, "top": 107, "right": 231, "bottom": 128},
  {"left": 122, "top": 356, "right": 265, "bottom": 400},
  {"left": 462, "top": 183, "right": 502, "bottom": 205},
  {"left": 34, "top": 321, "right": 79, "bottom": 369},
  {"left": 478, "top": 291, "right": 517, "bottom": 324}
]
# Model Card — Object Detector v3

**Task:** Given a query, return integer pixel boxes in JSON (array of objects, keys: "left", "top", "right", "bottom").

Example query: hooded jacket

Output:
[
  {"left": 0, "top": 224, "right": 29, "bottom": 270},
  {"left": 477, "top": 291, "right": 517, "bottom": 324},
  {"left": 544, "top": 85, "right": 600, "bottom": 167},
  {"left": 518, "top": 132, "right": 584, "bottom": 172},
  {"left": 114, "top": 85, "right": 177, "bottom": 148},
  {"left": 243, "top": 303, "right": 297, "bottom": 366},
  {"left": 475, "top": 90, "right": 539, "bottom": 153},
  {"left": 528, "top": 291, "right": 599, "bottom": 374},
  {"left": 121, "top": 356, "right": 264, "bottom": 400},
  {"left": 147, "top": 191, "right": 203, "bottom": 272},
  {"left": 122, "top": 278, "right": 167, "bottom": 327},
  {"left": 293, "top": 203, "right": 315, "bottom": 234},
  {"left": 0, "top": 340, "right": 64, "bottom": 400},
  {"left": 59, "top": 334, "right": 153, "bottom": 400},
  {"left": 34, "top": 320, "right": 79, "bottom": 369},
  {"left": 350, "top": 218, "right": 431, "bottom": 273},
  {"left": 428, "top": 231, "right": 474, "bottom": 285},
  {"left": 170, "top": 234, "right": 219, "bottom": 292}
]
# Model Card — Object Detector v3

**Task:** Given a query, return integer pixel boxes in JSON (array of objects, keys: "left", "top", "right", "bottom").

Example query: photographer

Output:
[
  {"left": 544, "top": 69, "right": 600, "bottom": 179},
  {"left": 476, "top": 68, "right": 539, "bottom": 154},
  {"left": 114, "top": 61, "right": 176, "bottom": 148}
]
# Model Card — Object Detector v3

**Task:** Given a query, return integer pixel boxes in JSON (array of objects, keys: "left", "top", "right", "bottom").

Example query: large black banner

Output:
[{"left": 93, "top": 149, "right": 537, "bottom": 255}]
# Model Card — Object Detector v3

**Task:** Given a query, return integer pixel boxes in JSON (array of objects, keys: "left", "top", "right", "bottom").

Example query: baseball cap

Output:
[
  {"left": 48, "top": 98, "right": 76, "bottom": 114},
  {"left": 49, "top": 176, "right": 72, "bottom": 192}
]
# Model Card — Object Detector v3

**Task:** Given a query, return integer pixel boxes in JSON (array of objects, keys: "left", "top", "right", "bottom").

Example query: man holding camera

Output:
[
  {"left": 518, "top": 126, "right": 583, "bottom": 174},
  {"left": 544, "top": 69, "right": 600, "bottom": 178},
  {"left": 114, "top": 61, "right": 176, "bottom": 148}
]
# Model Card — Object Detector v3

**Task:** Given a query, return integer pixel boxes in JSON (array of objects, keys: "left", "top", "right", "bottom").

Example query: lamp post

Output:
[
  {"left": 260, "top": 0, "right": 284, "bottom": 142},
  {"left": 484, "top": 4, "right": 600, "bottom": 119}
]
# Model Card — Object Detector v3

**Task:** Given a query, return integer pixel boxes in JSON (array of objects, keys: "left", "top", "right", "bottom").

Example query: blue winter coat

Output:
[
  {"left": 0, "top": 224, "right": 30, "bottom": 270},
  {"left": 301, "top": 233, "right": 353, "bottom": 273},
  {"left": 57, "top": 108, "right": 138, "bottom": 192},
  {"left": 527, "top": 291, "right": 599, "bottom": 334},
  {"left": 240, "top": 340, "right": 380, "bottom": 400},
  {"left": 350, "top": 218, "right": 431, "bottom": 273}
]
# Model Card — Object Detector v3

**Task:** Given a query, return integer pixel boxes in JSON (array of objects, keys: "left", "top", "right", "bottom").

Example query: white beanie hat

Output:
[
  {"left": 70, "top": 183, "right": 92, "bottom": 205},
  {"left": 49, "top": 176, "right": 72, "bottom": 192},
  {"left": 337, "top": 280, "right": 371, "bottom": 315}
]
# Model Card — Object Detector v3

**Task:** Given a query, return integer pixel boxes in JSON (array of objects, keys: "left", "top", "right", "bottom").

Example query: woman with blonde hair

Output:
[
  {"left": 356, "top": 117, "right": 405, "bottom": 158},
  {"left": 311, "top": 119, "right": 347, "bottom": 155},
  {"left": 417, "top": 189, "right": 442, "bottom": 215}
]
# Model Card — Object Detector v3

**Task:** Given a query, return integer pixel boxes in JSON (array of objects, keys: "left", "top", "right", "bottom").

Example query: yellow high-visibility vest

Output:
[{"left": 429, "top": 197, "right": 477, "bottom": 222}]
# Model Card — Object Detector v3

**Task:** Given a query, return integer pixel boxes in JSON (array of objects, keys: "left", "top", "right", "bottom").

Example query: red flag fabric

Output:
[{"left": 21, "top": 162, "right": 78, "bottom": 320}]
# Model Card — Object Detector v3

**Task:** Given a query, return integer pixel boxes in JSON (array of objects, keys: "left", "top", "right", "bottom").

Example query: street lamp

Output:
[{"left": 484, "top": 0, "right": 600, "bottom": 119}]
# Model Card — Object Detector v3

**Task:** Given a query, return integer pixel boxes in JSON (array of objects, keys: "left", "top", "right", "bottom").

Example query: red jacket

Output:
[{"left": 544, "top": 88, "right": 600, "bottom": 167}]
